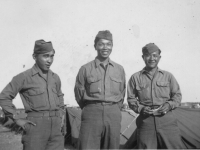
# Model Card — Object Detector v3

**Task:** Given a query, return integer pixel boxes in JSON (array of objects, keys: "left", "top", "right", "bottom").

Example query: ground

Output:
[{"left": 0, "top": 125, "right": 74, "bottom": 150}]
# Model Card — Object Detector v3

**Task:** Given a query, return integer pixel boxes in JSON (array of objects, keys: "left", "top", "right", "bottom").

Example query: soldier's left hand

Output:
[{"left": 158, "top": 103, "right": 171, "bottom": 115}]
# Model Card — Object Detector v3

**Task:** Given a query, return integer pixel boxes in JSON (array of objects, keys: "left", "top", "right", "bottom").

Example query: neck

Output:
[
  {"left": 97, "top": 56, "right": 109, "bottom": 64},
  {"left": 35, "top": 64, "right": 48, "bottom": 75},
  {"left": 145, "top": 67, "right": 157, "bottom": 76}
]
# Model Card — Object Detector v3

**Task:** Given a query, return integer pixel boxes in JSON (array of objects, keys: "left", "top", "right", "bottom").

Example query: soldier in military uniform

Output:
[
  {"left": 0, "top": 40, "right": 65, "bottom": 150},
  {"left": 74, "top": 30, "right": 126, "bottom": 149},
  {"left": 127, "top": 43, "right": 185, "bottom": 149}
]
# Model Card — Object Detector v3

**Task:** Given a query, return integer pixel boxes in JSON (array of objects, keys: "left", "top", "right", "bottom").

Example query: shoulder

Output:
[
  {"left": 81, "top": 60, "right": 95, "bottom": 69},
  {"left": 78, "top": 60, "right": 95, "bottom": 73},
  {"left": 131, "top": 70, "right": 142, "bottom": 78},
  {"left": 159, "top": 69, "right": 174, "bottom": 77},
  {"left": 110, "top": 60, "right": 125, "bottom": 72},
  {"left": 13, "top": 68, "right": 32, "bottom": 80},
  {"left": 50, "top": 70, "right": 61, "bottom": 81},
  {"left": 9, "top": 68, "right": 33, "bottom": 85}
]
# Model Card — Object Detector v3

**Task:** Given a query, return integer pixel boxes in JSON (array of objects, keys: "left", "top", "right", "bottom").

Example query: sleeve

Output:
[
  {"left": 74, "top": 66, "right": 86, "bottom": 109},
  {"left": 166, "top": 74, "right": 182, "bottom": 109},
  {"left": 56, "top": 75, "right": 65, "bottom": 114},
  {"left": 127, "top": 75, "right": 145, "bottom": 114},
  {"left": 0, "top": 73, "right": 25, "bottom": 118},
  {"left": 118, "top": 67, "right": 126, "bottom": 108}
]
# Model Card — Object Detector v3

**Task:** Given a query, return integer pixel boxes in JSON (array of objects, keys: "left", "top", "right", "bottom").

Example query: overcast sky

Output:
[{"left": 0, "top": 0, "right": 200, "bottom": 108}]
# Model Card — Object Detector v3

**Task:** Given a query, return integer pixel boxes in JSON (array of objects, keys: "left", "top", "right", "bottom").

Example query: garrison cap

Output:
[
  {"left": 34, "top": 39, "right": 54, "bottom": 54},
  {"left": 94, "top": 30, "right": 113, "bottom": 46},
  {"left": 142, "top": 43, "right": 161, "bottom": 54},
  {"left": 95, "top": 30, "right": 112, "bottom": 41}
]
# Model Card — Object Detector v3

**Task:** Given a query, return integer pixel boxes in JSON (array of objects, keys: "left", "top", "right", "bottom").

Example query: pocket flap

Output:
[
  {"left": 156, "top": 81, "right": 169, "bottom": 87},
  {"left": 28, "top": 88, "right": 45, "bottom": 96},
  {"left": 87, "top": 77, "right": 100, "bottom": 83},
  {"left": 110, "top": 76, "right": 122, "bottom": 83}
]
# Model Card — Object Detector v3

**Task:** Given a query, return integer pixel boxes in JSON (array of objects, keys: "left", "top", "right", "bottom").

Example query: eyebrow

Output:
[{"left": 43, "top": 54, "right": 54, "bottom": 56}]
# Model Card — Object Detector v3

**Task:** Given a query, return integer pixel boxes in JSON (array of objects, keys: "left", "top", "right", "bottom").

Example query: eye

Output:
[
  {"left": 43, "top": 54, "right": 49, "bottom": 58},
  {"left": 107, "top": 43, "right": 112, "bottom": 47},
  {"left": 98, "top": 43, "right": 103, "bottom": 47}
]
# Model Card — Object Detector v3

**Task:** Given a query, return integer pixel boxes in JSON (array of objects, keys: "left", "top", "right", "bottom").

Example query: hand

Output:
[
  {"left": 158, "top": 103, "right": 171, "bottom": 115},
  {"left": 15, "top": 119, "right": 36, "bottom": 130},
  {"left": 141, "top": 106, "right": 153, "bottom": 115}
]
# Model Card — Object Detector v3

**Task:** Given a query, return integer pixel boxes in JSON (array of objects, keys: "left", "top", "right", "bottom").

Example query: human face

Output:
[
  {"left": 142, "top": 51, "right": 161, "bottom": 70},
  {"left": 95, "top": 39, "right": 113, "bottom": 60},
  {"left": 33, "top": 50, "right": 55, "bottom": 73}
]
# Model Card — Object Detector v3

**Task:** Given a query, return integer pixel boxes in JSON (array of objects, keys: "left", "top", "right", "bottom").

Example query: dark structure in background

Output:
[{"left": 1, "top": 103, "right": 200, "bottom": 149}]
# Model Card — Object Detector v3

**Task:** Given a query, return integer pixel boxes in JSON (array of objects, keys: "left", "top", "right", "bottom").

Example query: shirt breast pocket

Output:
[
  {"left": 110, "top": 76, "right": 122, "bottom": 95},
  {"left": 156, "top": 81, "right": 170, "bottom": 98},
  {"left": 27, "top": 88, "right": 46, "bottom": 109},
  {"left": 52, "top": 88, "right": 60, "bottom": 106},
  {"left": 86, "top": 77, "right": 101, "bottom": 94},
  {"left": 136, "top": 84, "right": 149, "bottom": 100}
]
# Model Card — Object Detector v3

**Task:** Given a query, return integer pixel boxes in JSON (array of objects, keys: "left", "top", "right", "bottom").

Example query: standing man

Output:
[
  {"left": 0, "top": 40, "right": 65, "bottom": 150},
  {"left": 74, "top": 30, "right": 126, "bottom": 149},
  {"left": 127, "top": 43, "right": 185, "bottom": 149}
]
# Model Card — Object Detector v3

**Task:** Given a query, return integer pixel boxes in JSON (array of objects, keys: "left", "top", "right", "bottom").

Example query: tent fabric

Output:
[
  {"left": 65, "top": 107, "right": 200, "bottom": 149},
  {"left": 173, "top": 107, "right": 200, "bottom": 148},
  {"left": 65, "top": 107, "right": 138, "bottom": 148}
]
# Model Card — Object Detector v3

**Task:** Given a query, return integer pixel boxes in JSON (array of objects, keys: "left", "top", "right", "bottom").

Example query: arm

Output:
[
  {"left": 118, "top": 67, "right": 126, "bottom": 109},
  {"left": 158, "top": 74, "right": 182, "bottom": 114},
  {"left": 0, "top": 73, "right": 36, "bottom": 128},
  {"left": 0, "top": 73, "right": 24, "bottom": 117},
  {"left": 56, "top": 75, "right": 65, "bottom": 115},
  {"left": 127, "top": 76, "right": 145, "bottom": 114},
  {"left": 74, "top": 67, "right": 86, "bottom": 109},
  {"left": 167, "top": 74, "right": 182, "bottom": 109}
]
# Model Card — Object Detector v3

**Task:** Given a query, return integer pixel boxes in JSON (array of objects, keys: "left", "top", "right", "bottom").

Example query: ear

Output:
[
  {"left": 94, "top": 44, "right": 97, "bottom": 51},
  {"left": 32, "top": 54, "right": 36, "bottom": 60},
  {"left": 142, "top": 55, "right": 144, "bottom": 60}
]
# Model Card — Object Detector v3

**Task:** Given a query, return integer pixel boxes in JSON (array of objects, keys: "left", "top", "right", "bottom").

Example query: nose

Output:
[
  {"left": 149, "top": 55, "right": 155, "bottom": 60},
  {"left": 47, "top": 57, "right": 53, "bottom": 63}
]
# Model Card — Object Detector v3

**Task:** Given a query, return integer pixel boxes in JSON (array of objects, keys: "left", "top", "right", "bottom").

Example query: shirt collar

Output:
[
  {"left": 94, "top": 57, "right": 114, "bottom": 68},
  {"left": 31, "top": 64, "right": 54, "bottom": 76},
  {"left": 141, "top": 67, "right": 164, "bottom": 74}
]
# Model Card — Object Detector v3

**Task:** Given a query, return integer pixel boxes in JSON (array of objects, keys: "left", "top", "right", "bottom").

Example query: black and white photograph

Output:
[{"left": 0, "top": 0, "right": 200, "bottom": 149}]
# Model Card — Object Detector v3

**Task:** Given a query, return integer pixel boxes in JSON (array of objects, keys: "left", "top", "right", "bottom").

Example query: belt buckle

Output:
[
  {"left": 101, "top": 102, "right": 113, "bottom": 105},
  {"left": 101, "top": 102, "right": 107, "bottom": 105}
]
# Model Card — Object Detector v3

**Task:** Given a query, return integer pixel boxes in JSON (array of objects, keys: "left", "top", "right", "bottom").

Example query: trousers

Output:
[
  {"left": 78, "top": 103, "right": 121, "bottom": 149},
  {"left": 22, "top": 116, "right": 64, "bottom": 150},
  {"left": 136, "top": 111, "right": 186, "bottom": 149}
]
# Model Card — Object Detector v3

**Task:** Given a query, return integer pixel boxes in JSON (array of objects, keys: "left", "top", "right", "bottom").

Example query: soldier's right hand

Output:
[
  {"left": 141, "top": 106, "right": 153, "bottom": 115},
  {"left": 14, "top": 119, "right": 36, "bottom": 130}
]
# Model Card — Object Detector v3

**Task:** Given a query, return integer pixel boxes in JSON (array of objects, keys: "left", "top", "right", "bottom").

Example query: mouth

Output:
[
  {"left": 148, "top": 61, "right": 156, "bottom": 64},
  {"left": 101, "top": 50, "right": 110, "bottom": 55},
  {"left": 46, "top": 64, "right": 51, "bottom": 68}
]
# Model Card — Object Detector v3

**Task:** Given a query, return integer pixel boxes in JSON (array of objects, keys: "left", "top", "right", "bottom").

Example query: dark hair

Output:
[
  {"left": 94, "top": 37, "right": 100, "bottom": 48},
  {"left": 158, "top": 49, "right": 161, "bottom": 55}
]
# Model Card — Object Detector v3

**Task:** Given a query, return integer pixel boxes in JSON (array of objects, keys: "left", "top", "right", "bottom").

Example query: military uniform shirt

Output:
[
  {"left": 0, "top": 64, "right": 64, "bottom": 116},
  {"left": 127, "top": 67, "right": 181, "bottom": 113},
  {"left": 74, "top": 58, "right": 126, "bottom": 108}
]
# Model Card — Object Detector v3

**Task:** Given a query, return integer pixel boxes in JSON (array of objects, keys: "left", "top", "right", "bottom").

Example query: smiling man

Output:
[
  {"left": 74, "top": 30, "right": 126, "bottom": 149},
  {"left": 127, "top": 43, "right": 185, "bottom": 149},
  {"left": 0, "top": 40, "right": 65, "bottom": 150}
]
